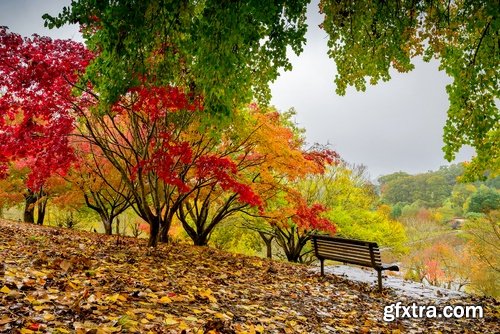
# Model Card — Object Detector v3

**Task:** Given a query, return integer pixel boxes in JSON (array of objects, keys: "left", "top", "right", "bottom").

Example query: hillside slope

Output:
[{"left": 0, "top": 219, "right": 498, "bottom": 333}]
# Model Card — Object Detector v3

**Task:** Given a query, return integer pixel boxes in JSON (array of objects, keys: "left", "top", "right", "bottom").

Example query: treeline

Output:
[{"left": 378, "top": 164, "right": 500, "bottom": 220}]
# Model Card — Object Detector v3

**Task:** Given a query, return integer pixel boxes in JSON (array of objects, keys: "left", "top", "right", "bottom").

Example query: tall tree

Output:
[
  {"left": 45, "top": 0, "right": 499, "bottom": 179},
  {"left": 76, "top": 87, "right": 265, "bottom": 247}
]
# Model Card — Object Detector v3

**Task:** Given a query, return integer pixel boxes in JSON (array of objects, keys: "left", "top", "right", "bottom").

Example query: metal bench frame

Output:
[{"left": 311, "top": 234, "right": 399, "bottom": 291}]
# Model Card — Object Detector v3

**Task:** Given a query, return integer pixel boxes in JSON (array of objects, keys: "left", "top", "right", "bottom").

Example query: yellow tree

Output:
[{"left": 302, "top": 163, "right": 408, "bottom": 254}]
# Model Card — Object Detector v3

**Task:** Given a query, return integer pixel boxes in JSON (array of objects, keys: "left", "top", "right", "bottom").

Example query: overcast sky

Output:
[{"left": 1, "top": 0, "right": 475, "bottom": 180}]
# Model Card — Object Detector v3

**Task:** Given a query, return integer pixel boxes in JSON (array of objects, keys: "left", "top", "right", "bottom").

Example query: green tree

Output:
[
  {"left": 379, "top": 174, "right": 414, "bottom": 206},
  {"left": 450, "top": 183, "right": 477, "bottom": 214},
  {"left": 466, "top": 186, "right": 500, "bottom": 213},
  {"left": 321, "top": 0, "right": 499, "bottom": 180},
  {"left": 44, "top": 0, "right": 309, "bottom": 115},
  {"left": 46, "top": 0, "right": 499, "bottom": 179}
]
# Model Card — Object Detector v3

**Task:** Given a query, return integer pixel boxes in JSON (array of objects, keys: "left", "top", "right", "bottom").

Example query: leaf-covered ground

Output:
[{"left": 0, "top": 220, "right": 498, "bottom": 334}]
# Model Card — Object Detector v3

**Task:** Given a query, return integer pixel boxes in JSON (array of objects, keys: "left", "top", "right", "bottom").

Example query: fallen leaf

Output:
[{"left": 59, "top": 260, "right": 72, "bottom": 272}]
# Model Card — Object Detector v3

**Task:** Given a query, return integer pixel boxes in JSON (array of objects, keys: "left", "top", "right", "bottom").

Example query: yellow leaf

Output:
[
  {"left": 33, "top": 305, "right": 46, "bottom": 311},
  {"left": 0, "top": 286, "right": 10, "bottom": 294},
  {"left": 184, "top": 316, "right": 198, "bottom": 322},
  {"left": 215, "top": 313, "right": 231, "bottom": 320},
  {"left": 20, "top": 329, "right": 34, "bottom": 334},
  {"left": 199, "top": 289, "right": 217, "bottom": 303},
  {"left": 106, "top": 293, "right": 120, "bottom": 302},
  {"left": 33, "top": 270, "right": 46, "bottom": 277},
  {"left": 43, "top": 313, "right": 56, "bottom": 321},
  {"left": 178, "top": 322, "right": 189, "bottom": 330},
  {"left": 145, "top": 313, "right": 155, "bottom": 320},
  {"left": 164, "top": 318, "right": 178, "bottom": 326},
  {"left": 158, "top": 296, "right": 172, "bottom": 304},
  {"left": 99, "top": 326, "right": 121, "bottom": 333},
  {"left": 25, "top": 296, "right": 35, "bottom": 303},
  {"left": 54, "top": 328, "right": 70, "bottom": 334},
  {"left": 140, "top": 318, "right": 149, "bottom": 324},
  {"left": 117, "top": 294, "right": 127, "bottom": 302}
]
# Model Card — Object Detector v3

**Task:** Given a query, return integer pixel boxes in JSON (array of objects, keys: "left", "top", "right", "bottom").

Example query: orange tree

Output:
[
  {"left": 237, "top": 110, "right": 338, "bottom": 262},
  {"left": 66, "top": 142, "right": 133, "bottom": 235},
  {"left": 175, "top": 106, "right": 336, "bottom": 247}
]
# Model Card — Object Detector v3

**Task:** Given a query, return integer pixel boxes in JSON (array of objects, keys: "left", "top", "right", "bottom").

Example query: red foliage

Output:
[
  {"left": 0, "top": 28, "right": 93, "bottom": 189},
  {"left": 135, "top": 134, "right": 193, "bottom": 193},
  {"left": 424, "top": 259, "right": 445, "bottom": 284},
  {"left": 196, "top": 155, "right": 262, "bottom": 208},
  {"left": 293, "top": 202, "right": 336, "bottom": 234},
  {"left": 126, "top": 86, "right": 202, "bottom": 120},
  {"left": 303, "top": 148, "right": 339, "bottom": 171}
]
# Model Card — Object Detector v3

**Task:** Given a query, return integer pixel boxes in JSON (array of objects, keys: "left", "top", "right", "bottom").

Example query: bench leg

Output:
[
  {"left": 320, "top": 258, "right": 324, "bottom": 276},
  {"left": 377, "top": 269, "right": 382, "bottom": 292}
]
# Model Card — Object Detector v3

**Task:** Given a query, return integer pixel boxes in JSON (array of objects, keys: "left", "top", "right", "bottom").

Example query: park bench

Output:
[{"left": 311, "top": 234, "right": 399, "bottom": 291}]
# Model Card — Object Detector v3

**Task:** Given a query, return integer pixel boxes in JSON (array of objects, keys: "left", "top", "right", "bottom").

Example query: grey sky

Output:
[{"left": 1, "top": 0, "right": 475, "bottom": 180}]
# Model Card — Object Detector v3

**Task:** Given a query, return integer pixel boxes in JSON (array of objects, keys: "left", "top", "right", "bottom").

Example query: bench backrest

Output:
[{"left": 311, "top": 235, "right": 382, "bottom": 268}]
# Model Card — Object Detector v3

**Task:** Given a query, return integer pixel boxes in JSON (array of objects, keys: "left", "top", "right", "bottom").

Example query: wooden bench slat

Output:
[
  {"left": 317, "top": 251, "right": 381, "bottom": 265},
  {"left": 315, "top": 244, "right": 381, "bottom": 259},
  {"left": 321, "top": 257, "right": 374, "bottom": 268},
  {"left": 315, "top": 242, "right": 382, "bottom": 256},
  {"left": 313, "top": 235, "right": 378, "bottom": 247},
  {"left": 315, "top": 241, "right": 370, "bottom": 249},
  {"left": 317, "top": 245, "right": 380, "bottom": 257}
]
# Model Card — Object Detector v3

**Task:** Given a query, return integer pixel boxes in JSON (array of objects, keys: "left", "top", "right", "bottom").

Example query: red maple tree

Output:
[{"left": 0, "top": 28, "right": 93, "bottom": 190}]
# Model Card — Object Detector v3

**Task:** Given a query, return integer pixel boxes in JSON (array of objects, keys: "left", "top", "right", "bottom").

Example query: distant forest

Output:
[{"left": 378, "top": 164, "right": 500, "bottom": 220}]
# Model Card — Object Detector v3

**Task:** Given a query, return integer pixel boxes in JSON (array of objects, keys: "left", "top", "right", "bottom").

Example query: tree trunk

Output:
[
  {"left": 159, "top": 219, "right": 171, "bottom": 243},
  {"left": 148, "top": 220, "right": 160, "bottom": 247},
  {"left": 23, "top": 191, "right": 37, "bottom": 224},
  {"left": 258, "top": 231, "right": 274, "bottom": 259},
  {"left": 36, "top": 196, "right": 48, "bottom": 225},
  {"left": 193, "top": 232, "right": 209, "bottom": 246},
  {"left": 102, "top": 216, "right": 113, "bottom": 235},
  {"left": 115, "top": 217, "right": 121, "bottom": 235}
]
